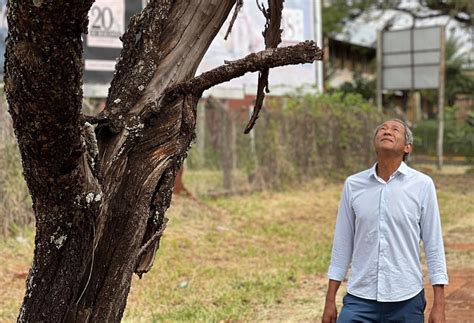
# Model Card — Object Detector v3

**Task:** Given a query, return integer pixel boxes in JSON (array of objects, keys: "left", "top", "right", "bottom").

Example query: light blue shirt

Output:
[{"left": 328, "top": 162, "right": 448, "bottom": 302}]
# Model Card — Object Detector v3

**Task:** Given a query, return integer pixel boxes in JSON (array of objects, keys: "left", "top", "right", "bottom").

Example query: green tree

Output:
[
  {"left": 419, "top": 36, "right": 474, "bottom": 106},
  {"left": 445, "top": 37, "right": 474, "bottom": 105}
]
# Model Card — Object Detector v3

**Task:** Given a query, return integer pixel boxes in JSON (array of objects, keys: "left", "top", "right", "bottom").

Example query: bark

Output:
[
  {"left": 5, "top": 1, "right": 97, "bottom": 321},
  {"left": 4, "top": 0, "right": 322, "bottom": 321}
]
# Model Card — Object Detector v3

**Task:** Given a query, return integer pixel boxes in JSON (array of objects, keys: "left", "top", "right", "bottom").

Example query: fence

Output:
[
  {"left": 186, "top": 92, "right": 383, "bottom": 192},
  {"left": 10, "top": 90, "right": 468, "bottom": 234},
  {"left": 0, "top": 94, "right": 34, "bottom": 236}
]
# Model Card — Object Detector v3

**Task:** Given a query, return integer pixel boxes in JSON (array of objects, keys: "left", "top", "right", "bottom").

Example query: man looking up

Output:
[{"left": 322, "top": 119, "right": 448, "bottom": 323}]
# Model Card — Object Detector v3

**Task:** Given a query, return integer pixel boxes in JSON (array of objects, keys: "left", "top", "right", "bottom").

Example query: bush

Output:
[
  {"left": 255, "top": 91, "right": 382, "bottom": 185},
  {"left": 0, "top": 105, "right": 34, "bottom": 236},
  {"left": 0, "top": 143, "right": 33, "bottom": 232},
  {"left": 413, "top": 106, "right": 474, "bottom": 157},
  {"left": 187, "top": 91, "right": 382, "bottom": 189}
]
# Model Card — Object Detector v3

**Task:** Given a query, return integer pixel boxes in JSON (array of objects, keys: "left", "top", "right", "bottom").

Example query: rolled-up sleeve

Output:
[
  {"left": 328, "top": 179, "right": 355, "bottom": 281},
  {"left": 420, "top": 179, "right": 448, "bottom": 285}
]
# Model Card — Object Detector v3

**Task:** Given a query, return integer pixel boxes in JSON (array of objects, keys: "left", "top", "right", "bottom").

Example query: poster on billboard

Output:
[
  {"left": 83, "top": 0, "right": 142, "bottom": 96},
  {"left": 0, "top": 1, "right": 316, "bottom": 97},
  {"left": 87, "top": 0, "right": 125, "bottom": 49},
  {"left": 197, "top": 0, "right": 316, "bottom": 98}
]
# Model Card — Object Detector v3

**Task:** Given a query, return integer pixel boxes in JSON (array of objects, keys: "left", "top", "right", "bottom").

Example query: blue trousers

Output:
[{"left": 337, "top": 290, "right": 426, "bottom": 323}]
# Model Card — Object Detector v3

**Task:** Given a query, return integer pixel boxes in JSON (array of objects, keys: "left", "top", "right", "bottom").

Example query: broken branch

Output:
[
  {"left": 160, "top": 41, "right": 322, "bottom": 106},
  {"left": 224, "top": 0, "right": 244, "bottom": 40},
  {"left": 246, "top": 0, "right": 284, "bottom": 133},
  {"left": 136, "top": 218, "right": 169, "bottom": 262}
]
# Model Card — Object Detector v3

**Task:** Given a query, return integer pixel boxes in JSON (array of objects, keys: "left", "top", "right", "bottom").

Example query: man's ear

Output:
[{"left": 404, "top": 144, "right": 413, "bottom": 155}]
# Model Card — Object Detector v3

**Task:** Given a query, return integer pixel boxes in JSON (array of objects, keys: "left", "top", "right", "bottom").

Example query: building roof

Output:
[{"left": 330, "top": 7, "right": 473, "bottom": 58}]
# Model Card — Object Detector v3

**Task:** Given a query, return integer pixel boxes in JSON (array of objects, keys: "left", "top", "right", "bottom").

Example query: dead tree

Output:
[{"left": 4, "top": 0, "right": 322, "bottom": 321}]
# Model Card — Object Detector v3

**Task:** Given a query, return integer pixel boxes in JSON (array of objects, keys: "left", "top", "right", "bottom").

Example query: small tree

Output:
[{"left": 4, "top": 0, "right": 322, "bottom": 321}]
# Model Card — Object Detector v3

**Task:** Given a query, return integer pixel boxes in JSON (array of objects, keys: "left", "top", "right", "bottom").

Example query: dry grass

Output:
[{"left": 0, "top": 168, "right": 472, "bottom": 322}]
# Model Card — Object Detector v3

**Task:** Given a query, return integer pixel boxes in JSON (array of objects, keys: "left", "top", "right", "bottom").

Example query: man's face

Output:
[{"left": 373, "top": 120, "right": 412, "bottom": 158}]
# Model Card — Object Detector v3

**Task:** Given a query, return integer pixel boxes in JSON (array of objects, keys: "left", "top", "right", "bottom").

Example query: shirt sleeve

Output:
[
  {"left": 328, "top": 179, "right": 355, "bottom": 281},
  {"left": 420, "top": 178, "right": 448, "bottom": 285}
]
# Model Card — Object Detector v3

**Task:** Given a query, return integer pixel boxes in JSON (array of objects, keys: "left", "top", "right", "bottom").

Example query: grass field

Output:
[{"left": 0, "top": 167, "right": 473, "bottom": 322}]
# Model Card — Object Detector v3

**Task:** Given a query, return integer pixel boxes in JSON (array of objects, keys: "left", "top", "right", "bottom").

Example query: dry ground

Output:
[
  {"left": 251, "top": 172, "right": 474, "bottom": 322},
  {"left": 0, "top": 168, "right": 472, "bottom": 322}
]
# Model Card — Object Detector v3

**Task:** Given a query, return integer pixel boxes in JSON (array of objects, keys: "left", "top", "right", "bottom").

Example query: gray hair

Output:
[{"left": 374, "top": 119, "right": 413, "bottom": 162}]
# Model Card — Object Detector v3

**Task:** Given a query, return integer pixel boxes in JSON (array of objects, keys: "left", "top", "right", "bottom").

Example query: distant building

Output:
[{"left": 325, "top": 37, "right": 376, "bottom": 88}]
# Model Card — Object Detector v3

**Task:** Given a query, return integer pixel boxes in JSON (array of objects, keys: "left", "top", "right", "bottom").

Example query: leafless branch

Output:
[
  {"left": 224, "top": 0, "right": 244, "bottom": 40},
  {"left": 394, "top": 7, "right": 448, "bottom": 21},
  {"left": 157, "top": 41, "right": 322, "bottom": 110},
  {"left": 136, "top": 218, "right": 169, "bottom": 261},
  {"left": 378, "top": 5, "right": 471, "bottom": 26},
  {"left": 256, "top": 1, "right": 267, "bottom": 17},
  {"left": 246, "top": 0, "right": 284, "bottom": 133}
]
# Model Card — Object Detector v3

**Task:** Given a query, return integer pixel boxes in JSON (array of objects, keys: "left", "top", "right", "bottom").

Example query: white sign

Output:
[
  {"left": 197, "top": 0, "right": 315, "bottom": 97},
  {"left": 87, "top": 0, "right": 125, "bottom": 48},
  {"left": 84, "top": 59, "right": 116, "bottom": 71},
  {"left": 382, "top": 26, "right": 442, "bottom": 90},
  {"left": 281, "top": 8, "right": 304, "bottom": 43}
]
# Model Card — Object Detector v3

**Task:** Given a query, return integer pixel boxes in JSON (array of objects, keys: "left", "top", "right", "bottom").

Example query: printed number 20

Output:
[{"left": 91, "top": 6, "right": 114, "bottom": 31}]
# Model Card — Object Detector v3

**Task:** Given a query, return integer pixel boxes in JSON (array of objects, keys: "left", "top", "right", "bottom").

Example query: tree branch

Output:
[
  {"left": 246, "top": 0, "right": 284, "bottom": 133},
  {"left": 394, "top": 7, "right": 449, "bottom": 21},
  {"left": 158, "top": 41, "right": 322, "bottom": 110},
  {"left": 380, "top": 5, "right": 472, "bottom": 26},
  {"left": 100, "top": 1, "right": 174, "bottom": 121},
  {"left": 136, "top": 218, "right": 169, "bottom": 262},
  {"left": 224, "top": 0, "right": 244, "bottom": 40}
]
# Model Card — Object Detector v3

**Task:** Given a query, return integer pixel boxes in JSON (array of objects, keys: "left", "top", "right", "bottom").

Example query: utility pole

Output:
[
  {"left": 376, "top": 29, "right": 383, "bottom": 113},
  {"left": 314, "top": 0, "right": 323, "bottom": 94},
  {"left": 437, "top": 26, "right": 446, "bottom": 170}
]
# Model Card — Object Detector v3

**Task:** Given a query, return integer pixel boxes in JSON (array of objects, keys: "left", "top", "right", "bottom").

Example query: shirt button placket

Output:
[{"left": 378, "top": 184, "right": 387, "bottom": 300}]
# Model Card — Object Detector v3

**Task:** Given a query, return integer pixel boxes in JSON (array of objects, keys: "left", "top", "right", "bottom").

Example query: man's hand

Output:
[
  {"left": 322, "top": 279, "right": 341, "bottom": 323},
  {"left": 429, "top": 285, "right": 446, "bottom": 323},
  {"left": 322, "top": 299, "right": 337, "bottom": 323},
  {"left": 428, "top": 302, "right": 446, "bottom": 323}
]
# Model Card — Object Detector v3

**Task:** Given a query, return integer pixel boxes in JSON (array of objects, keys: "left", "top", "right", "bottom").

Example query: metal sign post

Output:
[
  {"left": 376, "top": 30, "right": 383, "bottom": 113},
  {"left": 437, "top": 26, "right": 446, "bottom": 170}
]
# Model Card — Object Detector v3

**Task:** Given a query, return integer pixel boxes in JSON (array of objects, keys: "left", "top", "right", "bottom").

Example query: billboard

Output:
[
  {"left": 83, "top": 0, "right": 142, "bottom": 94},
  {"left": 381, "top": 26, "right": 443, "bottom": 90},
  {"left": 0, "top": 1, "right": 316, "bottom": 97},
  {"left": 198, "top": 0, "right": 316, "bottom": 98}
]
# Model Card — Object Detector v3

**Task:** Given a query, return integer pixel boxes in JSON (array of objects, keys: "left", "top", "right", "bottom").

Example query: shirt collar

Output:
[
  {"left": 397, "top": 161, "right": 409, "bottom": 175},
  {"left": 369, "top": 161, "right": 409, "bottom": 179}
]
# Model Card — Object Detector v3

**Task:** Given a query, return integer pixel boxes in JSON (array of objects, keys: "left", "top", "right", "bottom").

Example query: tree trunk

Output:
[
  {"left": 6, "top": 1, "right": 235, "bottom": 321},
  {"left": 5, "top": 1, "right": 98, "bottom": 321},
  {"left": 4, "top": 0, "right": 322, "bottom": 321}
]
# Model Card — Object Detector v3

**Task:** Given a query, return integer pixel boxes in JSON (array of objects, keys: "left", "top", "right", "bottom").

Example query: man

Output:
[{"left": 322, "top": 119, "right": 448, "bottom": 323}]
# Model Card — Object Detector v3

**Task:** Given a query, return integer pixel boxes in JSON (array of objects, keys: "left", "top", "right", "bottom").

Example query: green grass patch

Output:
[{"left": 1, "top": 170, "right": 472, "bottom": 322}]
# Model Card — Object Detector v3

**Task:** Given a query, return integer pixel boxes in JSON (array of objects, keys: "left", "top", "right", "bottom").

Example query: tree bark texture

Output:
[{"left": 4, "top": 0, "right": 322, "bottom": 321}]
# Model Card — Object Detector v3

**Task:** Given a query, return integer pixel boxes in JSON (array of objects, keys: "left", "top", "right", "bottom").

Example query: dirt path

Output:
[
  {"left": 424, "top": 237, "right": 474, "bottom": 323},
  {"left": 425, "top": 267, "right": 474, "bottom": 323},
  {"left": 258, "top": 244, "right": 474, "bottom": 323}
]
